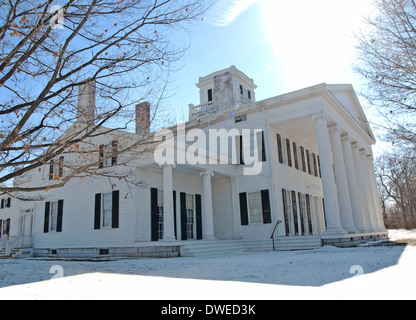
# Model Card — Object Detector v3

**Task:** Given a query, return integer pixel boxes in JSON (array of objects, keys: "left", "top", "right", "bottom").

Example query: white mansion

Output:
[{"left": 0, "top": 66, "right": 387, "bottom": 258}]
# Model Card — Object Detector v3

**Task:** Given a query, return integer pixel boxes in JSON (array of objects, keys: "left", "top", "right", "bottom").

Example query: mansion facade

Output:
[{"left": 0, "top": 66, "right": 387, "bottom": 258}]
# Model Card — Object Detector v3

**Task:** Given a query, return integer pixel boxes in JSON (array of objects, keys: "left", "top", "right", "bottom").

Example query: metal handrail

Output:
[{"left": 271, "top": 220, "right": 282, "bottom": 251}]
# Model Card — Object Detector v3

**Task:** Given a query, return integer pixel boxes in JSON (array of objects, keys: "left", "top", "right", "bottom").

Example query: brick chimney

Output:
[
  {"left": 136, "top": 102, "right": 151, "bottom": 135},
  {"left": 77, "top": 78, "right": 96, "bottom": 124}
]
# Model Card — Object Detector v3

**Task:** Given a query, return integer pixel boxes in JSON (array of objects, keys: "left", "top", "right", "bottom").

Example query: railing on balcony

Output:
[{"left": 189, "top": 101, "right": 216, "bottom": 116}]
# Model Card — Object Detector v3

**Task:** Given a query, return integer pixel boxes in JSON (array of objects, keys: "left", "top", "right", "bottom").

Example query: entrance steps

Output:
[
  {"left": 180, "top": 236, "right": 322, "bottom": 256},
  {"left": 181, "top": 239, "right": 248, "bottom": 257}
]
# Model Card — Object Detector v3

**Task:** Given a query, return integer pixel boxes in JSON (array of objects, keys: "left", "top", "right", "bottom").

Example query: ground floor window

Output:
[
  {"left": 282, "top": 189, "right": 315, "bottom": 236},
  {"left": 186, "top": 194, "right": 195, "bottom": 240},
  {"left": 248, "top": 192, "right": 263, "bottom": 224},
  {"left": 102, "top": 193, "right": 113, "bottom": 228},
  {"left": 0, "top": 219, "right": 10, "bottom": 239},
  {"left": 239, "top": 190, "right": 272, "bottom": 226},
  {"left": 157, "top": 189, "right": 164, "bottom": 240},
  {"left": 44, "top": 200, "right": 64, "bottom": 233}
]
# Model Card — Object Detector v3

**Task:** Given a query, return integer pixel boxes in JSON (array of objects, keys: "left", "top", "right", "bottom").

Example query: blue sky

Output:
[{"left": 167, "top": 0, "right": 377, "bottom": 124}]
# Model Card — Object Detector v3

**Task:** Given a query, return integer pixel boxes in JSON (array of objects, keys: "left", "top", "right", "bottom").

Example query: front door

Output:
[{"left": 22, "top": 210, "right": 34, "bottom": 247}]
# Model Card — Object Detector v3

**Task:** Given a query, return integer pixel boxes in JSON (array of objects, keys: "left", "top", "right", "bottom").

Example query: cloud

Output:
[{"left": 208, "top": 0, "right": 260, "bottom": 27}]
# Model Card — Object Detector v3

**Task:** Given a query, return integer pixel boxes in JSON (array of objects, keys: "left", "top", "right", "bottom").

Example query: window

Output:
[
  {"left": 257, "top": 131, "right": 267, "bottom": 162},
  {"left": 0, "top": 198, "right": 11, "bottom": 209},
  {"left": 43, "top": 200, "right": 64, "bottom": 233},
  {"left": 99, "top": 141, "right": 118, "bottom": 168},
  {"left": 282, "top": 189, "right": 290, "bottom": 236},
  {"left": 300, "top": 147, "right": 307, "bottom": 172},
  {"left": 248, "top": 90, "right": 252, "bottom": 100},
  {"left": 312, "top": 153, "right": 318, "bottom": 177},
  {"left": 293, "top": 142, "right": 299, "bottom": 170},
  {"left": 291, "top": 191, "right": 299, "bottom": 235},
  {"left": 306, "top": 150, "right": 312, "bottom": 175},
  {"left": 286, "top": 139, "right": 292, "bottom": 167},
  {"left": 240, "top": 85, "right": 244, "bottom": 95},
  {"left": 317, "top": 155, "right": 322, "bottom": 178},
  {"left": 157, "top": 189, "right": 164, "bottom": 240},
  {"left": 248, "top": 192, "right": 263, "bottom": 224},
  {"left": 305, "top": 195, "right": 313, "bottom": 235},
  {"left": 94, "top": 191, "right": 119, "bottom": 230},
  {"left": 50, "top": 201, "right": 59, "bottom": 231},
  {"left": 236, "top": 135, "right": 245, "bottom": 165},
  {"left": 186, "top": 194, "right": 195, "bottom": 239},
  {"left": 0, "top": 219, "right": 10, "bottom": 239},
  {"left": 277, "top": 134, "right": 284, "bottom": 164},
  {"left": 102, "top": 193, "right": 113, "bottom": 228},
  {"left": 298, "top": 193, "right": 306, "bottom": 235},
  {"left": 208, "top": 89, "right": 213, "bottom": 102},
  {"left": 239, "top": 190, "right": 271, "bottom": 225},
  {"left": 49, "top": 156, "right": 64, "bottom": 180}
]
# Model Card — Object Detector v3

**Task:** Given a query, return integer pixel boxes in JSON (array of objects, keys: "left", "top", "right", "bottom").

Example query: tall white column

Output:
[
  {"left": 351, "top": 143, "right": 372, "bottom": 232},
  {"left": 312, "top": 113, "right": 346, "bottom": 236},
  {"left": 360, "top": 148, "right": 379, "bottom": 232},
  {"left": 201, "top": 170, "right": 216, "bottom": 240},
  {"left": 328, "top": 125, "right": 357, "bottom": 234},
  {"left": 341, "top": 135, "right": 366, "bottom": 232},
  {"left": 230, "top": 177, "right": 242, "bottom": 239},
  {"left": 367, "top": 155, "right": 387, "bottom": 231},
  {"left": 162, "top": 164, "right": 176, "bottom": 241}
]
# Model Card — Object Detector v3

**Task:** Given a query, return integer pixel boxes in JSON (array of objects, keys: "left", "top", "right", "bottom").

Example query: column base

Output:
[
  {"left": 161, "top": 237, "right": 177, "bottom": 242},
  {"left": 322, "top": 228, "right": 349, "bottom": 238},
  {"left": 203, "top": 235, "right": 217, "bottom": 241}
]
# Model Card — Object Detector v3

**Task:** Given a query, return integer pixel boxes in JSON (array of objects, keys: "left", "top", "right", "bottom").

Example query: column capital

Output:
[
  {"left": 200, "top": 170, "right": 214, "bottom": 177},
  {"left": 350, "top": 141, "right": 359, "bottom": 149},
  {"left": 340, "top": 133, "right": 350, "bottom": 141},
  {"left": 159, "top": 163, "right": 176, "bottom": 169},
  {"left": 311, "top": 112, "right": 326, "bottom": 122},
  {"left": 327, "top": 123, "right": 340, "bottom": 133}
]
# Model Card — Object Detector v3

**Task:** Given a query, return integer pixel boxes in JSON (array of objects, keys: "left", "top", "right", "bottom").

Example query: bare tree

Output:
[
  {"left": 354, "top": 0, "right": 416, "bottom": 151},
  {"left": 0, "top": 0, "right": 212, "bottom": 197},
  {"left": 376, "top": 152, "right": 416, "bottom": 229}
]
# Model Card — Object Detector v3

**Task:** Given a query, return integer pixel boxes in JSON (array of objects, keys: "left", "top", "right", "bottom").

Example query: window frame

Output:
[
  {"left": 247, "top": 191, "right": 264, "bottom": 225},
  {"left": 102, "top": 192, "right": 113, "bottom": 228}
]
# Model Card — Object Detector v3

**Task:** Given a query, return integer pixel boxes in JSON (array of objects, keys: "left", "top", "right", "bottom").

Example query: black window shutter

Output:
[
  {"left": 98, "top": 145, "right": 104, "bottom": 168},
  {"left": 282, "top": 189, "right": 290, "bottom": 236},
  {"left": 195, "top": 194, "right": 203, "bottom": 240},
  {"left": 5, "top": 219, "right": 10, "bottom": 236},
  {"left": 44, "top": 202, "right": 50, "bottom": 233},
  {"left": 261, "top": 190, "right": 272, "bottom": 224},
  {"left": 277, "top": 134, "right": 283, "bottom": 164},
  {"left": 112, "top": 190, "right": 119, "bottom": 229},
  {"left": 111, "top": 141, "right": 118, "bottom": 166},
  {"left": 150, "top": 188, "right": 159, "bottom": 241},
  {"left": 57, "top": 200, "right": 64, "bottom": 232},
  {"left": 49, "top": 160, "right": 54, "bottom": 180},
  {"left": 239, "top": 192, "right": 249, "bottom": 226},
  {"left": 180, "top": 192, "right": 187, "bottom": 240},
  {"left": 260, "top": 131, "right": 267, "bottom": 162},
  {"left": 94, "top": 193, "right": 101, "bottom": 230},
  {"left": 0, "top": 220, "right": 2, "bottom": 239},
  {"left": 173, "top": 191, "right": 177, "bottom": 239}
]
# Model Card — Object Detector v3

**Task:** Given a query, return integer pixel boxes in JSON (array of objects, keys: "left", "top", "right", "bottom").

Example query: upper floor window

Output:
[
  {"left": 248, "top": 90, "right": 252, "bottom": 100},
  {"left": 240, "top": 85, "right": 244, "bottom": 95},
  {"left": 208, "top": 89, "right": 213, "bottom": 102},
  {"left": 49, "top": 156, "right": 64, "bottom": 180},
  {"left": 99, "top": 141, "right": 118, "bottom": 168},
  {"left": 0, "top": 198, "right": 11, "bottom": 209}
]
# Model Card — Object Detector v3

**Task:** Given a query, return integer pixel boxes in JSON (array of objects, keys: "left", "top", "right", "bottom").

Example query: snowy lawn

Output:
[{"left": 0, "top": 229, "right": 415, "bottom": 300}]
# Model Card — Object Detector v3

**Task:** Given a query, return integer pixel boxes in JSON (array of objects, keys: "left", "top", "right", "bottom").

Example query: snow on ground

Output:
[{"left": 0, "top": 230, "right": 415, "bottom": 300}]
